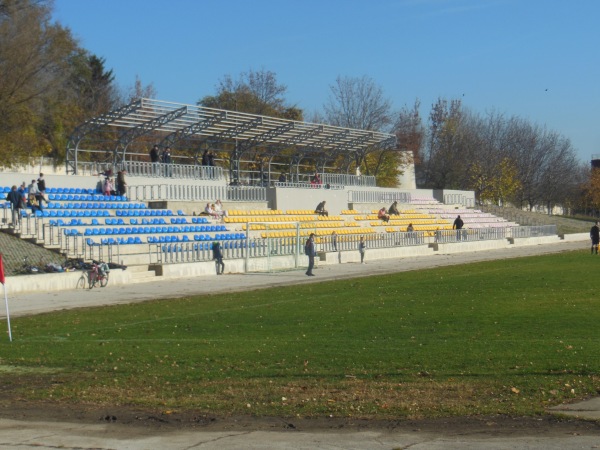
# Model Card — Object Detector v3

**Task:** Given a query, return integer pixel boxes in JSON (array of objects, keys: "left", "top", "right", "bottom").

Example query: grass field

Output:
[{"left": 1, "top": 250, "right": 599, "bottom": 420}]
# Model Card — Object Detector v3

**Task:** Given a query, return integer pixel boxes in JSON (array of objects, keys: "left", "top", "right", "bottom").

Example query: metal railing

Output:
[
  {"left": 73, "top": 161, "right": 224, "bottom": 181},
  {"left": 509, "top": 225, "right": 557, "bottom": 238},
  {"left": 348, "top": 190, "right": 412, "bottom": 204},
  {"left": 127, "top": 184, "right": 266, "bottom": 203},
  {"left": 433, "top": 227, "right": 508, "bottom": 243},
  {"left": 318, "top": 231, "right": 426, "bottom": 252},
  {"left": 273, "top": 182, "right": 345, "bottom": 190},
  {"left": 443, "top": 194, "right": 475, "bottom": 208},
  {"left": 321, "top": 173, "right": 376, "bottom": 187}
]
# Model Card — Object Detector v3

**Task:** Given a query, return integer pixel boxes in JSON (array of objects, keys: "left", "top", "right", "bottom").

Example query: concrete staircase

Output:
[
  {"left": 126, "top": 264, "right": 159, "bottom": 283},
  {"left": 479, "top": 205, "right": 592, "bottom": 235}
]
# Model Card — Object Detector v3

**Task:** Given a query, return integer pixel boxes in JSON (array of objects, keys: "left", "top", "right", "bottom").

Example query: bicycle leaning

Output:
[{"left": 77, "top": 260, "right": 110, "bottom": 289}]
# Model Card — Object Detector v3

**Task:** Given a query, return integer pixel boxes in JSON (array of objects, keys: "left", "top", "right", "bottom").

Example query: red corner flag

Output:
[{"left": 0, "top": 254, "right": 5, "bottom": 285}]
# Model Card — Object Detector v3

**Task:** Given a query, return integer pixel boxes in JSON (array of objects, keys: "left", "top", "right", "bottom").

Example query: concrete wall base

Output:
[
  {"left": 5, "top": 269, "right": 130, "bottom": 294},
  {"left": 5, "top": 235, "right": 581, "bottom": 294}
]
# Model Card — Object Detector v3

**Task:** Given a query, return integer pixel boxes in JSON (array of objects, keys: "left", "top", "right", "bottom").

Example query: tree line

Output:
[{"left": 1, "top": 0, "right": 594, "bottom": 215}]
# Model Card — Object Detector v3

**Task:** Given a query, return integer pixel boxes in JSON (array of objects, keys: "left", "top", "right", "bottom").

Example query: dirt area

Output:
[
  {"left": 4, "top": 239, "right": 600, "bottom": 442},
  {"left": 0, "top": 396, "right": 599, "bottom": 437}
]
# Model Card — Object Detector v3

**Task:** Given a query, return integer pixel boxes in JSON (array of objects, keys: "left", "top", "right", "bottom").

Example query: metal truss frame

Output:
[{"left": 65, "top": 98, "right": 396, "bottom": 177}]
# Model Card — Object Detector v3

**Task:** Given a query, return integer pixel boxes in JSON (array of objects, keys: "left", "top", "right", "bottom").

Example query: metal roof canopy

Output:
[{"left": 66, "top": 98, "right": 396, "bottom": 177}]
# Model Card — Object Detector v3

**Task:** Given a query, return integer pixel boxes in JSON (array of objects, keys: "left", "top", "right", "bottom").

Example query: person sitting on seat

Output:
[
  {"left": 406, "top": 223, "right": 414, "bottom": 232},
  {"left": 315, "top": 201, "right": 328, "bottom": 217},
  {"left": 378, "top": 207, "right": 390, "bottom": 223},
  {"left": 311, "top": 172, "right": 322, "bottom": 186},
  {"left": 389, "top": 201, "right": 400, "bottom": 216},
  {"left": 214, "top": 199, "right": 228, "bottom": 217},
  {"left": 205, "top": 203, "right": 220, "bottom": 220}
]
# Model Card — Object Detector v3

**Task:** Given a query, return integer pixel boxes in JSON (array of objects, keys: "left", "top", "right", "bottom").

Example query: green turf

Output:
[{"left": 1, "top": 250, "right": 599, "bottom": 419}]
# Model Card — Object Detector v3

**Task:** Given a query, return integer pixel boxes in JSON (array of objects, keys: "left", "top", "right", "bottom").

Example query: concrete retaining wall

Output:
[{"left": 4, "top": 269, "right": 130, "bottom": 294}]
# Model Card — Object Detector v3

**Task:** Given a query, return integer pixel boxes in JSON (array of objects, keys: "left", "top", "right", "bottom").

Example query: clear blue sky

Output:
[{"left": 52, "top": 0, "right": 600, "bottom": 163}]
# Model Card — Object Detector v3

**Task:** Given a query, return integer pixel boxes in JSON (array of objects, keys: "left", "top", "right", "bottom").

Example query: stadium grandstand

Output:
[{"left": 0, "top": 98, "right": 562, "bottom": 292}]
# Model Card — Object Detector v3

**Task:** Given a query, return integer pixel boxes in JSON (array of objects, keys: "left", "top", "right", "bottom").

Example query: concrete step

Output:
[{"left": 125, "top": 266, "right": 158, "bottom": 283}]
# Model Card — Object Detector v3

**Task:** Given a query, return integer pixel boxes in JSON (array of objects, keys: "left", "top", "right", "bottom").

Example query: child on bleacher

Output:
[
  {"left": 205, "top": 203, "right": 220, "bottom": 220},
  {"left": 378, "top": 207, "right": 390, "bottom": 223},
  {"left": 214, "top": 199, "right": 227, "bottom": 217},
  {"left": 103, "top": 178, "right": 113, "bottom": 196}
]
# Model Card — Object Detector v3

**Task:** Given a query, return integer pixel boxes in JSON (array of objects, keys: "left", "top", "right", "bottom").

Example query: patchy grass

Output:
[{"left": 1, "top": 250, "right": 600, "bottom": 419}]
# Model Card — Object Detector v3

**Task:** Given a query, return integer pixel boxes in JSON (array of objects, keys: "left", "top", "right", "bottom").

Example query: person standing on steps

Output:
[
  {"left": 359, "top": 236, "right": 366, "bottom": 264},
  {"left": 590, "top": 221, "right": 600, "bottom": 255},
  {"left": 453, "top": 215, "right": 464, "bottom": 241},
  {"left": 212, "top": 241, "right": 225, "bottom": 275},
  {"left": 305, "top": 233, "right": 316, "bottom": 276}
]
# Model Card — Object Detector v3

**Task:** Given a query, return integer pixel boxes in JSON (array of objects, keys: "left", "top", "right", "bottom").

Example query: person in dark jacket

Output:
[
  {"left": 315, "top": 201, "right": 328, "bottom": 217},
  {"left": 162, "top": 147, "right": 173, "bottom": 177},
  {"left": 305, "top": 233, "right": 316, "bottom": 276},
  {"left": 6, "top": 185, "right": 23, "bottom": 226},
  {"left": 116, "top": 170, "right": 127, "bottom": 197},
  {"left": 37, "top": 173, "right": 48, "bottom": 204},
  {"left": 590, "top": 221, "right": 600, "bottom": 255},
  {"left": 453, "top": 215, "right": 464, "bottom": 241},
  {"left": 212, "top": 241, "right": 225, "bottom": 275}
]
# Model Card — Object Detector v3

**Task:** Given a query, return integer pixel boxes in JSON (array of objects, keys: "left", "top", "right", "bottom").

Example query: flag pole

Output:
[
  {"left": 3, "top": 284, "right": 11, "bottom": 342},
  {"left": 0, "top": 254, "right": 12, "bottom": 342}
]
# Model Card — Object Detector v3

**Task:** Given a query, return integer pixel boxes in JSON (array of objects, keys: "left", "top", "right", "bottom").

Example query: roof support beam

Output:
[
  {"left": 329, "top": 132, "right": 374, "bottom": 155},
  {"left": 113, "top": 106, "right": 188, "bottom": 164},
  {"left": 279, "top": 125, "right": 323, "bottom": 146},
  {"left": 207, "top": 117, "right": 263, "bottom": 146},
  {"left": 310, "top": 130, "right": 350, "bottom": 150},
  {"left": 239, "top": 122, "right": 295, "bottom": 153},
  {"left": 159, "top": 111, "right": 227, "bottom": 149},
  {"left": 65, "top": 99, "right": 143, "bottom": 174}
]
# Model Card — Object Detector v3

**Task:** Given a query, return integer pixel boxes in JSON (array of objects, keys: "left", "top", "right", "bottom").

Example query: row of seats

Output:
[
  {"left": 149, "top": 233, "right": 245, "bottom": 243},
  {"left": 225, "top": 214, "right": 343, "bottom": 224},
  {"left": 39, "top": 210, "right": 111, "bottom": 218},
  {"left": 1, "top": 186, "right": 98, "bottom": 194},
  {"left": 82, "top": 224, "right": 229, "bottom": 236},
  {"left": 228, "top": 209, "right": 283, "bottom": 216},
  {"left": 161, "top": 241, "right": 250, "bottom": 252},
  {"left": 87, "top": 232, "right": 248, "bottom": 247},
  {"left": 260, "top": 228, "right": 377, "bottom": 238},
  {"left": 45, "top": 201, "right": 145, "bottom": 209},
  {"left": 47, "top": 194, "right": 127, "bottom": 201},
  {"left": 115, "top": 210, "right": 175, "bottom": 217},
  {"left": 88, "top": 237, "right": 142, "bottom": 246}
]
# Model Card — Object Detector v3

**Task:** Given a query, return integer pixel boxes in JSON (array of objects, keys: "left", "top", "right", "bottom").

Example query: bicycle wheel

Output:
[
  {"left": 76, "top": 274, "right": 87, "bottom": 289},
  {"left": 99, "top": 272, "right": 109, "bottom": 288},
  {"left": 88, "top": 271, "right": 97, "bottom": 289}
]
